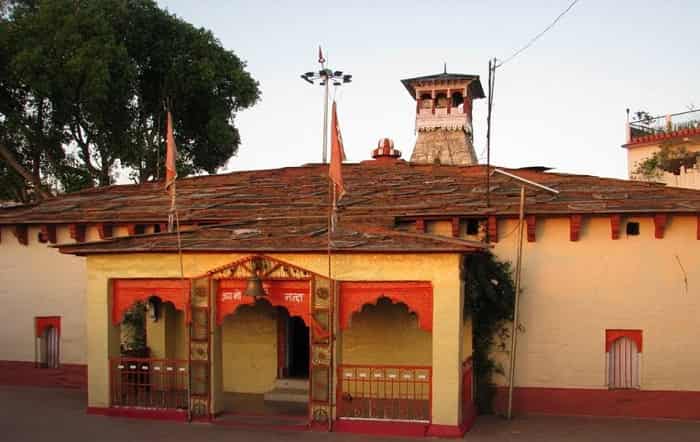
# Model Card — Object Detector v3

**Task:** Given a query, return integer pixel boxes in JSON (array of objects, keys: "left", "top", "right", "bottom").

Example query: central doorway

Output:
[{"left": 278, "top": 311, "right": 310, "bottom": 379}]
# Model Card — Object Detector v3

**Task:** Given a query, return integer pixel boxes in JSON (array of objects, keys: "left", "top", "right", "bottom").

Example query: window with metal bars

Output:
[
  {"left": 35, "top": 317, "right": 61, "bottom": 369},
  {"left": 607, "top": 335, "right": 641, "bottom": 389}
]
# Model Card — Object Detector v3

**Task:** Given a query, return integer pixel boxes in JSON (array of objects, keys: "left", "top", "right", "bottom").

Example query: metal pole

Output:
[
  {"left": 322, "top": 71, "right": 330, "bottom": 164},
  {"left": 507, "top": 185, "right": 525, "bottom": 420}
]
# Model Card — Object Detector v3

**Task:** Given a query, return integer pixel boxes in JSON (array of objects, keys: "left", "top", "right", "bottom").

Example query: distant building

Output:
[{"left": 624, "top": 109, "right": 700, "bottom": 188}]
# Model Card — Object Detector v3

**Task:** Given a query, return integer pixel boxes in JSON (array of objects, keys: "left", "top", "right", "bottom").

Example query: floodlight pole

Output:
[
  {"left": 321, "top": 68, "right": 330, "bottom": 164},
  {"left": 300, "top": 48, "right": 352, "bottom": 165}
]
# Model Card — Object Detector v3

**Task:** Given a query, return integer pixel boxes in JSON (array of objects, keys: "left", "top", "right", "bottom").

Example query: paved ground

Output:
[{"left": 2, "top": 386, "right": 700, "bottom": 441}]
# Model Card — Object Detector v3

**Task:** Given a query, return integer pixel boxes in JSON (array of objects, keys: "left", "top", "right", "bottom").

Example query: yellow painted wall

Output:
[
  {"left": 221, "top": 302, "right": 278, "bottom": 394},
  {"left": 85, "top": 252, "right": 464, "bottom": 426},
  {"left": 145, "top": 303, "right": 187, "bottom": 360},
  {"left": 489, "top": 215, "right": 700, "bottom": 392},
  {"left": 342, "top": 298, "right": 431, "bottom": 366}
]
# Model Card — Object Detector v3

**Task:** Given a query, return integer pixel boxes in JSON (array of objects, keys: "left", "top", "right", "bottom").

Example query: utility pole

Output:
[
  {"left": 485, "top": 58, "right": 496, "bottom": 207},
  {"left": 300, "top": 47, "right": 352, "bottom": 163}
]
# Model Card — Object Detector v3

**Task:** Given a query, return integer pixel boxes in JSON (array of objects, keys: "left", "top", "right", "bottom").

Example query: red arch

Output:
[
  {"left": 112, "top": 279, "right": 191, "bottom": 325},
  {"left": 339, "top": 282, "right": 433, "bottom": 332},
  {"left": 605, "top": 329, "right": 643, "bottom": 353}
]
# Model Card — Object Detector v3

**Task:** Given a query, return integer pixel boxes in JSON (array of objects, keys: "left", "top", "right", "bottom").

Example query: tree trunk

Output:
[{"left": 0, "top": 142, "right": 52, "bottom": 200}]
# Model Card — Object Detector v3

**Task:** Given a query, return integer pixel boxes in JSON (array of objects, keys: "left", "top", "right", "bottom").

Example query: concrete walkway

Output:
[{"left": 2, "top": 386, "right": 699, "bottom": 441}]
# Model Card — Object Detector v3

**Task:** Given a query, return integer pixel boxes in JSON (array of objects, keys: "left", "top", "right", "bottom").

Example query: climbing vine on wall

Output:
[{"left": 463, "top": 251, "right": 516, "bottom": 414}]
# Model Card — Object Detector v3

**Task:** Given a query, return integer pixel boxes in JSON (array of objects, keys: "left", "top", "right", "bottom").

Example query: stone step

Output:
[
  {"left": 273, "top": 378, "right": 309, "bottom": 390},
  {"left": 264, "top": 388, "right": 309, "bottom": 404}
]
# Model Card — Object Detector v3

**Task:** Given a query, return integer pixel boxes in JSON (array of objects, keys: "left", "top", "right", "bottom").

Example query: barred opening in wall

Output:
[{"left": 607, "top": 337, "right": 640, "bottom": 389}]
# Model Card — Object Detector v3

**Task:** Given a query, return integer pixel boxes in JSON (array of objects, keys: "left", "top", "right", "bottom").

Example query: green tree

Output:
[{"left": 0, "top": 0, "right": 259, "bottom": 200}]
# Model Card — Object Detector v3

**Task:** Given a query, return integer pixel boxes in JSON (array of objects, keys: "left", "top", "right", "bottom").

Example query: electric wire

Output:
[{"left": 496, "top": 0, "right": 581, "bottom": 68}]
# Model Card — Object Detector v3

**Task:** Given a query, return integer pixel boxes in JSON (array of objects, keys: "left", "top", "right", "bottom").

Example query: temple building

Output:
[{"left": 0, "top": 72, "right": 700, "bottom": 438}]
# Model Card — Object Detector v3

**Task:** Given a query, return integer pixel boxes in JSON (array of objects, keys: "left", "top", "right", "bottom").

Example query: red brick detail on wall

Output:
[
  {"left": 40, "top": 225, "right": 58, "bottom": 243},
  {"left": 339, "top": 281, "right": 433, "bottom": 332},
  {"left": 606, "top": 329, "right": 642, "bottom": 353},
  {"left": 493, "top": 386, "right": 700, "bottom": 421},
  {"left": 451, "top": 217, "right": 460, "bottom": 237},
  {"left": 654, "top": 214, "right": 667, "bottom": 239},
  {"left": 0, "top": 361, "right": 86, "bottom": 389},
  {"left": 69, "top": 224, "right": 86, "bottom": 243},
  {"left": 14, "top": 224, "right": 28, "bottom": 245},
  {"left": 216, "top": 279, "right": 310, "bottom": 327},
  {"left": 415, "top": 218, "right": 426, "bottom": 233},
  {"left": 569, "top": 215, "right": 582, "bottom": 241},
  {"left": 526, "top": 215, "right": 536, "bottom": 242},
  {"left": 97, "top": 223, "right": 113, "bottom": 239},
  {"left": 610, "top": 215, "right": 621, "bottom": 240},
  {"left": 112, "top": 279, "right": 191, "bottom": 325},
  {"left": 487, "top": 216, "right": 498, "bottom": 243}
]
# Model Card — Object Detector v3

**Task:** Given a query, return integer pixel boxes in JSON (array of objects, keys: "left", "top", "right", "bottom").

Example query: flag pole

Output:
[{"left": 165, "top": 107, "right": 190, "bottom": 422}]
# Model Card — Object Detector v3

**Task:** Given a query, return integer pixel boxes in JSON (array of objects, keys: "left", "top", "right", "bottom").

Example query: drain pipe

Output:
[{"left": 506, "top": 186, "right": 525, "bottom": 420}]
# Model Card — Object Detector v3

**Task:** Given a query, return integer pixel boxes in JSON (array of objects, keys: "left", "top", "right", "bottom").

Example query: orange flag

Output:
[
  {"left": 329, "top": 101, "right": 346, "bottom": 201},
  {"left": 165, "top": 111, "right": 177, "bottom": 196}
]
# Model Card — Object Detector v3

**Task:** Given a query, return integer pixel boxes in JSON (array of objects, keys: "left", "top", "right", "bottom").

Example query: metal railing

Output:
[
  {"left": 337, "top": 365, "right": 431, "bottom": 422},
  {"left": 628, "top": 109, "right": 700, "bottom": 143},
  {"left": 110, "top": 358, "right": 188, "bottom": 409}
]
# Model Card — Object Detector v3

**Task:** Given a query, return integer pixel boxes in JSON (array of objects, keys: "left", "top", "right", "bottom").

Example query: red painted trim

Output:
[
  {"left": 41, "top": 225, "right": 57, "bottom": 243},
  {"left": 493, "top": 386, "right": 700, "bottom": 421},
  {"left": 610, "top": 214, "right": 621, "bottom": 240},
  {"left": 87, "top": 406, "right": 187, "bottom": 422},
  {"left": 216, "top": 279, "right": 311, "bottom": 326},
  {"left": 415, "top": 218, "right": 426, "bottom": 233},
  {"left": 35, "top": 316, "right": 61, "bottom": 337},
  {"left": 333, "top": 420, "right": 429, "bottom": 438},
  {"left": 570, "top": 214, "right": 582, "bottom": 241},
  {"left": 488, "top": 216, "right": 498, "bottom": 243},
  {"left": 14, "top": 224, "right": 28, "bottom": 245},
  {"left": 654, "top": 214, "right": 667, "bottom": 239},
  {"left": 97, "top": 223, "right": 113, "bottom": 239},
  {"left": 0, "top": 361, "right": 86, "bottom": 389},
  {"left": 111, "top": 279, "right": 191, "bottom": 325},
  {"left": 697, "top": 215, "right": 700, "bottom": 240},
  {"left": 425, "top": 423, "right": 467, "bottom": 438},
  {"left": 339, "top": 281, "right": 433, "bottom": 332},
  {"left": 606, "top": 329, "right": 642, "bottom": 353},
  {"left": 451, "top": 217, "right": 460, "bottom": 237},
  {"left": 628, "top": 126, "right": 700, "bottom": 146},
  {"left": 69, "top": 224, "right": 86, "bottom": 243},
  {"left": 526, "top": 215, "right": 536, "bottom": 242}
]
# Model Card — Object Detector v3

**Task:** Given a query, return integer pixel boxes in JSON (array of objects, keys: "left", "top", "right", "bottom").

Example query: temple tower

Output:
[{"left": 402, "top": 72, "right": 485, "bottom": 165}]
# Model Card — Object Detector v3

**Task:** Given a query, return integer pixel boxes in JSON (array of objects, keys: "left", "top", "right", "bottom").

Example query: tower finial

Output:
[{"left": 443, "top": 62, "right": 447, "bottom": 74}]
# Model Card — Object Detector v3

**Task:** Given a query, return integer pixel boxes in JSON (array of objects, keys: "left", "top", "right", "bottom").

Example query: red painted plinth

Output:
[
  {"left": 333, "top": 419, "right": 429, "bottom": 438},
  {"left": 0, "top": 360, "right": 86, "bottom": 389},
  {"left": 87, "top": 406, "right": 187, "bottom": 422},
  {"left": 494, "top": 387, "right": 700, "bottom": 421},
  {"left": 425, "top": 423, "right": 467, "bottom": 438}
]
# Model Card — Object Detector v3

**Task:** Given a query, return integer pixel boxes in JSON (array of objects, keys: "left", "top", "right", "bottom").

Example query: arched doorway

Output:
[{"left": 219, "top": 298, "right": 309, "bottom": 418}]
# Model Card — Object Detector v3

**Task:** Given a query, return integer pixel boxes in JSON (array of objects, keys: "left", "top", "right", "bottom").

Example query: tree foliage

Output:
[
  {"left": 633, "top": 139, "right": 699, "bottom": 181},
  {"left": 0, "top": 0, "right": 260, "bottom": 202},
  {"left": 463, "top": 251, "right": 516, "bottom": 414}
]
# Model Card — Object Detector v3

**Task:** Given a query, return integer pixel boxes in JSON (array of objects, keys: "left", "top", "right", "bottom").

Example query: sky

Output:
[{"left": 156, "top": 0, "right": 699, "bottom": 179}]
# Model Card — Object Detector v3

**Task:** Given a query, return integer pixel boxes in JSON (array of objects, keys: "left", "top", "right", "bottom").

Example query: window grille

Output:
[
  {"left": 607, "top": 336, "right": 640, "bottom": 389},
  {"left": 35, "top": 317, "right": 60, "bottom": 369}
]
